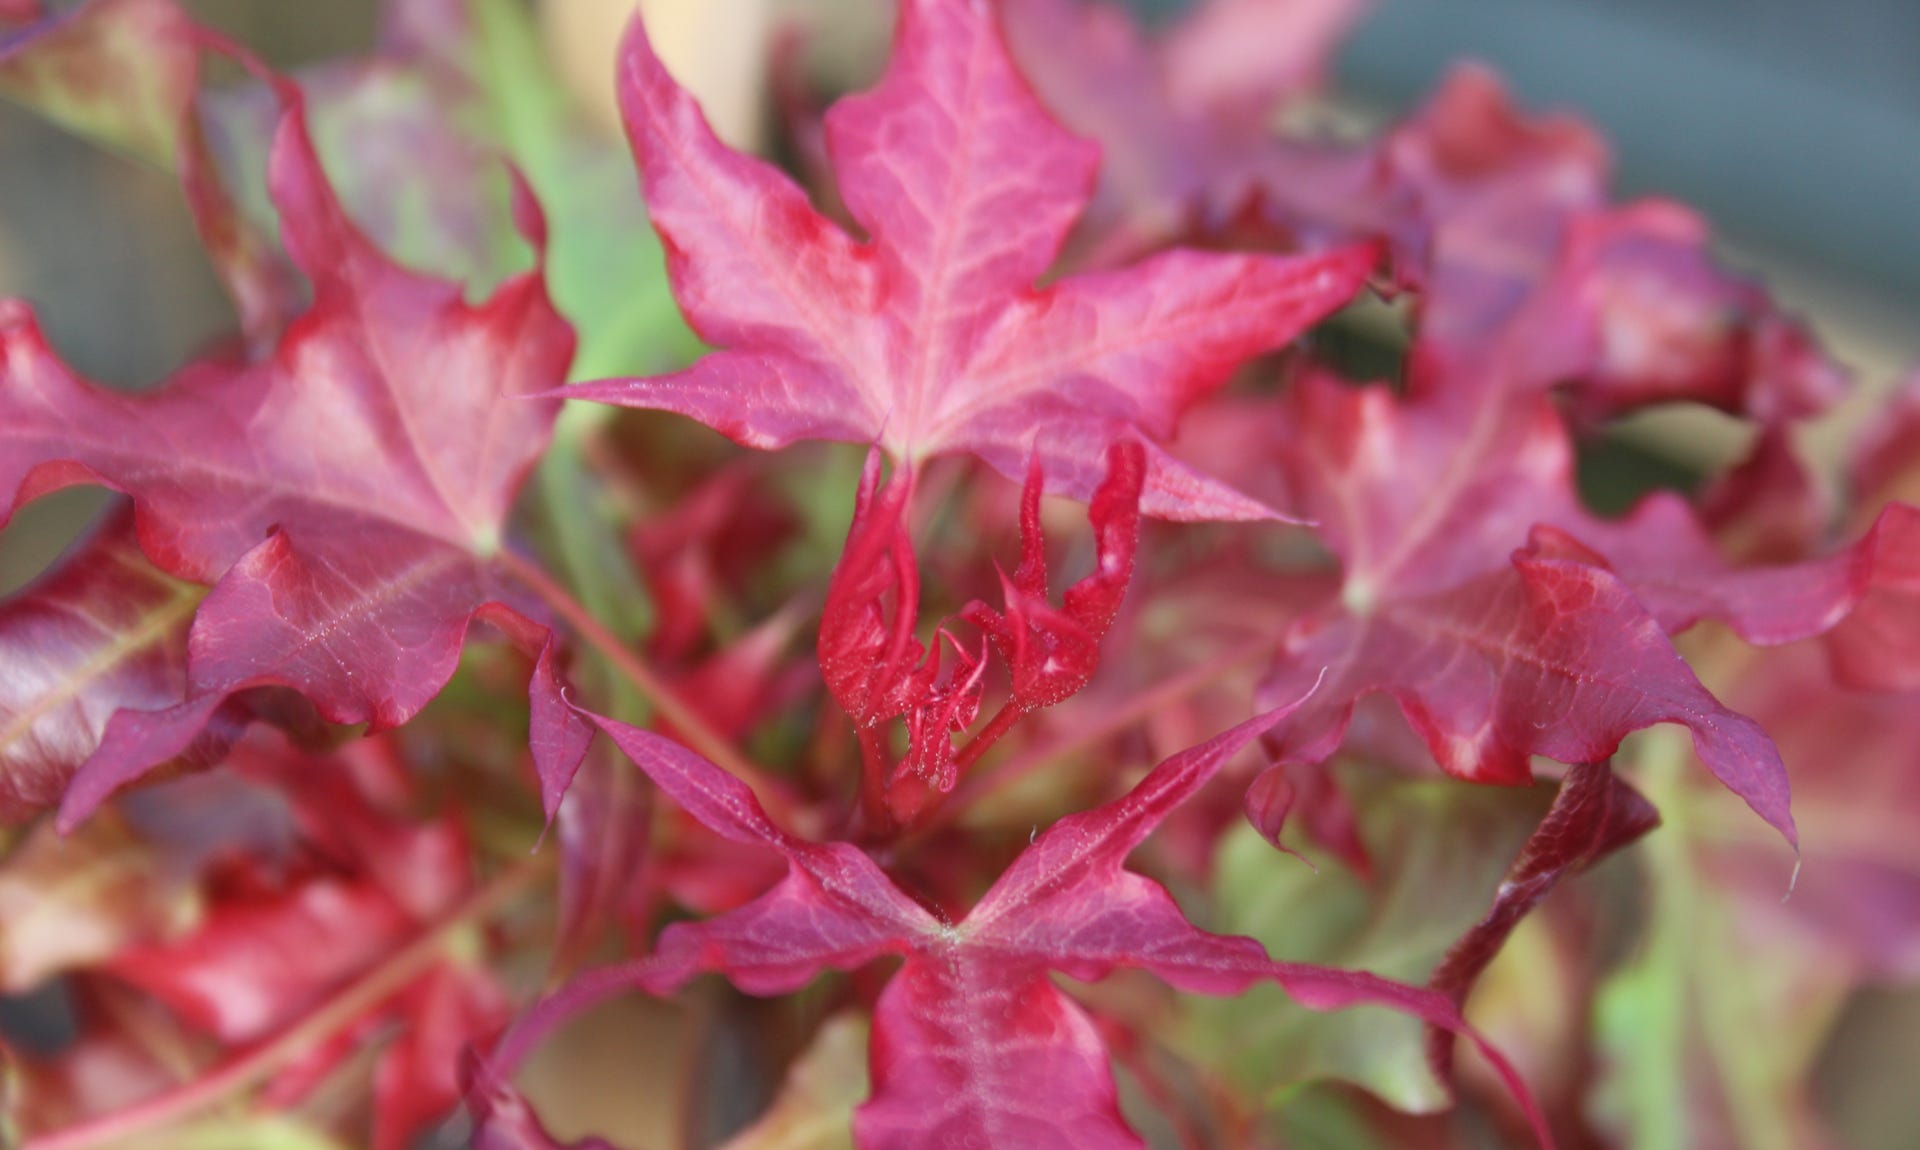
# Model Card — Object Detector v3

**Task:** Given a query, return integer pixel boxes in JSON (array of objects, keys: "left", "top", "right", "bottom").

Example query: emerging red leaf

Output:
[
  {"left": 820, "top": 445, "right": 1143, "bottom": 825},
  {"left": 561, "top": 0, "right": 1376, "bottom": 521},
  {"left": 819, "top": 454, "right": 938, "bottom": 735},
  {"left": 492, "top": 705, "right": 1551, "bottom": 1149},
  {"left": 0, "top": 72, "right": 592, "bottom": 826},
  {"left": 963, "top": 440, "right": 1145, "bottom": 712}
]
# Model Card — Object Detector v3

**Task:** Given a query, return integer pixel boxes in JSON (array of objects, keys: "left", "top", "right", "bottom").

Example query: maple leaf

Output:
[
  {"left": 1530, "top": 501, "right": 1920, "bottom": 693},
  {"left": 1001, "top": 0, "right": 1407, "bottom": 268},
  {"left": 94, "top": 738, "right": 507, "bottom": 1150},
  {"left": 1254, "top": 374, "right": 1798, "bottom": 843},
  {"left": 487, "top": 705, "right": 1550, "bottom": 1149},
  {"left": 1385, "top": 67, "right": 1843, "bottom": 423},
  {"left": 2, "top": 734, "right": 506, "bottom": 1149},
  {"left": 0, "top": 69, "right": 594, "bottom": 827},
  {"left": 1518, "top": 202, "right": 1847, "bottom": 424},
  {"left": 559, "top": 0, "right": 1377, "bottom": 521},
  {"left": 0, "top": 512, "right": 207, "bottom": 824}
]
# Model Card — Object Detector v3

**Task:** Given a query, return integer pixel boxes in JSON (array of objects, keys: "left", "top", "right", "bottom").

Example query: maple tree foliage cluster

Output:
[{"left": 0, "top": 0, "right": 1916, "bottom": 1147}]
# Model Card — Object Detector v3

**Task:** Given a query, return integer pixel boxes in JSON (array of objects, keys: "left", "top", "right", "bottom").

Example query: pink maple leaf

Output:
[
  {"left": 1386, "top": 67, "right": 1843, "bottom": 423},
  {"left": 0, "top": 512, "right": 211, "bottom": 823},
  {"left": 1001, "top": 0, "right": 1395, "bottom": 268},
  {"left": 559, "top": 0, "right": 1377, "bottom": 522},
  {"left": 0, "top": 68, "right": 590, "bottom": 828},
  {"left": 484, "top": 703, "right": 1552, "bottom": 1149},
  {"left": 1255, "top": 374, "right": 1798, "bottom": 843}
]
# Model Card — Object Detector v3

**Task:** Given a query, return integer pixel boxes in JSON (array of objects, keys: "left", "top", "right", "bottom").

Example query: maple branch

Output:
[
  {"left": 496, "top": 547, "right": 793, "bottom": 817},
  {"left": 22, "top": 855, "right": 553, "bottom": 1150}
]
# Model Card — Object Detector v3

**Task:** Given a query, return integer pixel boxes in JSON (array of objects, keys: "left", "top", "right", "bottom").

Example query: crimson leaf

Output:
[
  {"left": 0, "top": 72, "right": 590, "bottom": 826},
  {"left": 1002, "top": 0, "right": 1394, "bottom": 267},
  {"left": 560, "top": 0, "right": 1376, "bottom": 521},
  {"left": 0, "top": 512, "right": 206, "bottom": 823},
  {"left": 492, "top": 705, "right": 1552, "bottom": 1149},
  {"left": 1257, "top": 375, "right": 1797, "bottom": 843},
  {"left": 1386, "top": 67, "right": 1843, "bottom": 423}
]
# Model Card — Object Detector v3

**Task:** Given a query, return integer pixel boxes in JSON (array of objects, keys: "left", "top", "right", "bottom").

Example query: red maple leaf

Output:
[
  {"left": 1384, "top": 67, "right": 1843, "bottom": 423},
  {"left": 485, "top": 703, "right": 1551, "bottom": 1149},
  {"left": 0, "top": 69, "right": 591, "bottom": 827},
  {"left": 0, "top": 512, "right": 207, "bottom": 823},
  {"left": 1254, "top": 374, "right": 1800, "bottom": 843},
  {"left": 1001, "top": 0, "right": 1393, "bottom": 268},
  {"left": 4, "top": 735, "right": 507, "bottom": 1150},
  {"left": 558, "top": 0, "right": 1376, "bottom": 521}
]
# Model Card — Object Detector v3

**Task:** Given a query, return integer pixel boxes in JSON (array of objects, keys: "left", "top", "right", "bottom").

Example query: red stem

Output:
[
  {"left": 495, "top": 547, "right": 794, "bottom": 820},
  {"left": 856, "top": 724, "right": 896, "bottom": 839},
  {"left": 23, "top": 856, "right": 551, "bottom": 1150},
  {"left": 914, "top": 631, "right": 1278, "bottom": 841},
  {"left": 951, "top": 699, "right": 1025, "bottom": 773}
]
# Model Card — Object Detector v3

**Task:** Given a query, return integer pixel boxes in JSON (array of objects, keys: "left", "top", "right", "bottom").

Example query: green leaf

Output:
[
  {"left": 469, "top": 0, "right": 700, "bottom": 379},
  {"left": 116, "top": 1115, "right": 354, "bottom": 1150},
  {"left": 1181, "top": 766, "right": 1551, "bottom": 1115},
  {"left": 1588, "top": 728, "right": 1850, "bottom": 1150}
]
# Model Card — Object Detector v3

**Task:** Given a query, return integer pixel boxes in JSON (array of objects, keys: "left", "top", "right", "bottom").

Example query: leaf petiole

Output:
[{"left": 494, "top": 547, "right": 797, "bottom": 821}]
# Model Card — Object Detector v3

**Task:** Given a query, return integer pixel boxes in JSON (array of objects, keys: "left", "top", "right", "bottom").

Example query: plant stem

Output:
[
  {"left": 495, "top": 547, "right": 793, "bottom": 818},
  {"left": 951, "top": 700, "right": 1025, "bottom": 773},
  {"left": 921, "top": 631, "right": 1277, "bottom": 839},
  {"left": 23, "top": 856, "right": 552, "bottom": 1150},
  {"left": 856, "top": 725, "right": 895, "bottom": 838}
]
